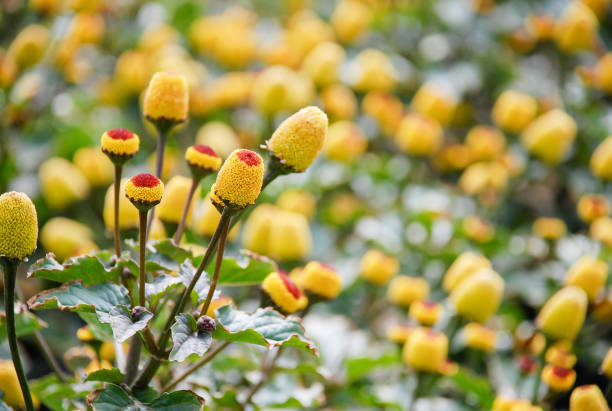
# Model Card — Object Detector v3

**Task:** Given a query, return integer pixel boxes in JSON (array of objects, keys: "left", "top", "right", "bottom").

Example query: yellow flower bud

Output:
[
  {"left": 114, "top": 51, "right": 150, "bottom": 95},
  {"left": 361, "top": 91, "right": 404, "bottom": 136},
  {"left": 192, "top": 195, "right": 240, "bottom": 241},
  {"left": 492, "top": 90, "right": 538, "bottom": 133},
  {"left": 443, "top": 251, "right": 491, "bottom": 292},
  {"left": 590, "top": 216, "right": 612, "bottom": 246},
  {"left": 411, "top": 82, "right": 458, "bottom": 126},
  {"left": 541, "top": 365, "right": 576, "bottom": 392},
  {"left": 465, "top": 125, "right": 506, "bottom": 162},
  {"left": 9, "top": 24, "right": 49, "bottom": 68},
  {"left": 565, "top": 255, "right": 608, "bottom": 301},
  {"left": 459, "top": 161, "right": 509, "bottom": 196},
  {"left": 450, "top": 268, "right": 504, "bottom": 323},
  {"left": 103, "top": 179, "right": 138, "bottom": 230},
  {"left": 545, "top": 341, "right": 577, "bottom": 368},
  {"left": 321, "top": 84, "right": 357, "bottom": 121},
  {"left": 30, "top": 0, "right": 62, "bottom": 14},
  {"left": 69, "top": 12, "right": 105, "bottom": 45},
  {"left": 125, "top": 173, "right": 164, "bottom": 209},
  {"left": 402, "top": 327, "right": 448, "bottom": 373},
  {"left": 387, "top": 276, "right": 430, "bottom": 307},
  {"left": 76, "top": 326, "right": 94, "bottom": 342},
  {"left": 323, "top": 121, "right": 367, "bottom": 163},
  {"left": 250, "top": 65, "right": 315, "bottom": 115},
  {"left": 387, "top": 324, "right": 414, "bottom": 344},
  {"left": 521, "top": 109, "right": 577, "bottom": 165},
  {"left": 39, "top": 157, "right": 90, "bottom": 210},
  {"left": 0, "top": 192, "right": 38, "bottom": 260},
  {"left": 570, "top": 385, "right": 610, "bottom": 411},
  {"left": 360, "top": 249, "right": 399, "bottom": 285},
  {"left": 285, "top": 10, "right": 334, "bottom": 59},
  {"left": 99, "top": 341, "right": 115, "bottom": 362},
  {"left": 261, "top": 271, "right": 308, "bottom": 314},
  {"left": 434, "top": 143, "right": 473, "bottom": 172},
  {"left": 276, "top": 189, "right": 316, "bottom": 219},
  {"left": 0, "top": 49, "right": 18, "bottom": 88},
  {"left": 205, "top": 296, "right": 235, "bottom": 318},
  {"left": 0, "top": 360, "right": 37, "bottom": 409},
  {"left": 463, "top": 322, "right": 498, "bottom": 352},
  {"left": 590, "top": 137, "right": 612, "bottom": 180},
  {"left": 268, "top": 210, "right": 312, "bottom": 261},
  {"left": 533, "top": 217, "right": 567, "bottom": 240},
  {"left": 100, "top": 128, "right": 140, "bottom": 162},
  {"left": 463, "top": 215, "right": 495, "bottom": 243},
  {"left": 352, "top": 48, "right": 396, "bottom": 93},
  {"left": 537, "top": 286, "right": 587, "bottom": 340},
  {"left": 185, "top": 144, "right": 222, "bottom": 177},
  {"left": 143, "top": 72, "right": 189, "bottom": 124},
  {"left": 409, "top": 300, "right": 443, "bottom": 326},
  {"left": 492, "top": 397, "right": 530, "bottom": 411},
  {"left": 84, "top": 359, "right": 114, "bottom": 376},
  {"left": 73, "top": 147, "right": 113, "bottom": 187},
  {"left": 301, "top": 42, "right": 345, "bottom": 87},
  {"left": 195, "top": 121, "right": 241, "bottom": 159},
  {"left": 602, "top": 347, "right": 612, "bottom": 378},
  {"left": 593, "top": 53, "right": 612, "bottom": 94},
  {"left": 577, "top": 194, "right": 610, "bottom": 223},
  {"left": 241, "top": 204, "right": 276, "bottom": 254},
  {"left": 210, "top": 149, "right": 264, "bottom": 210},
  {"left": 265, "top": 106, "right": 328, "bottom": 173},
  {"left": 300, "top": 261, "right": 342, "bottom": 299},
  {"left": 395, "top": 113, "right": 443, "bottom": 156},
  {"left": 593, "top": 292, "right": 612, "bottom": 323},
  {"left": 554, "top": 1, "right": 598, "bottom": 53},
  {"left": 157, "top": 176, "right": 199, "bottom": 224},
  {"left": 41, "top": 217, "right": 96, "bottom": 261},
  {"left": 331, "top": 0, "right": 372, "bottom": 43}
]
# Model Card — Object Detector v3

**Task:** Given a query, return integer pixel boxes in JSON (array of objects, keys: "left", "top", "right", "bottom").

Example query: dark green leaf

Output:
[
  {"left": 170, "top": 313, "right": 212, "bottom": 362},
  {"left": 103, "top": 305, "right": 153, "bottom": 343},
  {"left": 85, "top": 368, "right": 124, "bottom": 384},
  {"left": 346, "top": 353, "right": 401, "bottom": 383},
  {"left": 177, "top": 260, "right": 218, "bottom": 306},
  {"left": 450, "top": 368, "right": 495, "bottom": 410},
  {"left": 0, "top": 302, "right": 46, "bottom": 343},
  {"left": 89, "top": 384, "right": 204, "bottom": 411},
  {"left": 217, "top": 253, "right": 276, "bottom": 285},
  {"left": 30, "top": 375, "right": 87, "bottom": 411},
  {"left": 146, "top": 273, "right": 183, "bottom": 305},
  {"left": 213, "top": 305, "right": 317, "bottom": 355}
]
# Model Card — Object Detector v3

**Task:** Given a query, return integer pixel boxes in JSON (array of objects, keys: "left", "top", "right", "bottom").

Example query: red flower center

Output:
[
  {"left": 552, "top": 366, "right": 572, "bottom": 378},
  {"left": 108, "top": 128, "right": 135, "bottom": 140},
  {"left": 319, "top": 262, "right": 335, "bottom": 271},
  {"left": 278, "top": 271, "right": 302, "bottom": 299},
  {"left": 579, "top": 385, "right": 594, "bottom": 390},
  {"left": 131, "top": 173, "right": 160, "bottom": 188},
  {"left": 237, "top": 150, "right": 261, "bottom": 166},
  {"left": 426, "top": 329, "right": 441, "bottom": 338},
  {"left": 421, "top": 301, "right": 438, "bottom": 309},
  {"left": 193, "top": 144, "right": 218, "bottom": 157}
]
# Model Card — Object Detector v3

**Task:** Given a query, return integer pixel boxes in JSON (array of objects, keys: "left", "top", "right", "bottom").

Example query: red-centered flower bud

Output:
[
  {"left": 125, "top": 173, "right": 164, "bottom": 211},
  {"left": 185, "top": 144, "right": 222, "bottom": 179},
  {"left": 261, "top": 271, "right": 308, "bottom": 314},
  {"left": 100, "top": 128, "right": 140, "bottom": 165}
]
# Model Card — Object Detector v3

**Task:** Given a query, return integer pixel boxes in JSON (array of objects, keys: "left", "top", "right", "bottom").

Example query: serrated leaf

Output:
[
  {"left": 169, "top": 314, "right": 212, "bottom": 362},
  {"left": 0, "top": 302, "right": 47, "bottom": 343},
  {"left": 85, "top": 368, "right": 124, "bottom": 384},
  {"left": 79, "top": 312, "right": 114, "bottom": 340},
  {"left": 146, "top": 273, "right": 183, "bottom": 305},
  {"left": 213, "top": 305, "right": 317, "bottom": 355},
  {"left": 125, "top": 239, "right": 193, "bottom": 273},
  {"left": 177, "top": 260, "right": 219, "bottom": 306},
  {"left": 28, "top": 282, "right": 130, "bottom": 324},
  {"left": 27, "top": 252, "right": 136, "bottom": 285},
  {"left": 89, "top": 384, "right": 204, "bottom": 411},
  {"left": 103, "top": 305, "right": 153, "bottom": 343},
  {"left": 217, "top": 253, "right": 276, "bottom": 285},
  {"left": 30, "top": 375, "right": 87, "bottom": 411}
]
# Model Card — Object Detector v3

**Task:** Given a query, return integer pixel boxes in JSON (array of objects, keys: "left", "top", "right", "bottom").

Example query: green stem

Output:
[
  {"left": 1, "top": 258, "right": 34, "bottom": 411},
  {"left": 113, "top": 165, "right": 122, "bottom": 258},
  {"left": 173, "top": 177, "right": 199, "bottom": 244},
  {"left": 123, "top": 338, "right": 142, "bottom": 386},
  {"left": 162, "top": 341, "right": 231, "bottom": 392},
  {"left": 406, "top": 372, "right": 424, "bottom": 411},
  {"left": 139, "top": 210, "right": 147, "bottom": 307},
  {"left": 199, "top": 211, "right": 231, "bottom": 317},
  {"left": 146, "top": 128, "right": 167, "bottom": 240}
]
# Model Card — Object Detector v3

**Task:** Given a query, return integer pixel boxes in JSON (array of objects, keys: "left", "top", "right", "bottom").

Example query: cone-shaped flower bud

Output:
[
  {"left": 564, "top": 255, "right": 608, "bottom": 301},
  {"left": 210, "top": 149, "right": 264, "bottom": 210},
  {"left": 443, "top": 251, "right": 491, "bottom": 292},
  {"left": 261, "top": 271, "right": 308, "bottom": 314},
  {"left": 185, "top": 144, "right": 222, "bottom": 179},
  {"left": 299, "top": 261, "right": 342, "bottom": 299},
  {"left": 360, "top": 249, "right": 399, "bottom": 285},
  {"left": 450, "top": 268, "right": 504, "bottom": 323},
  {"left": 143, "top": 72, "right": 189, "bottom": 125},
  {"left": 0, "top": 192, "right": 38, "bottom": 260},
  {"left": 125, "top": 173, "right": 164, "bottom": 211},
  {"left": 537, "top": 286, "right": 587, "bottom": 340},
  {"left": 569, "top": 385, "right": 610, "bottom": 411},
  {"left": 402, "top": 327, "right": 448, "bottom": 373},
  {"left": 100, "top": 128, "right": 140, "bottom": 165}
]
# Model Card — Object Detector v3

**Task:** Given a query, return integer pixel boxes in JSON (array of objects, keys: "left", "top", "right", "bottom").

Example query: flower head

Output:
[
  {"left": 299, "top": 261, "right": 342, "bottom": 299},
  {"left": 491, "top": 90, "right": 538, "bottom": 133},
  {"left": 39, "top": 157, "right": 90, "bottom": 210},
  {"left": 387, "top": 324, "right": 414, "bottom": 344},
  {"left": 394, "top": 113, "right": 443, "bottom": 156},
  {"left": 402, "top": 327, "right": 448, "bottom": 373},
  {"left": 537, "top": 286, "right": 587, "bottom": 340},
  {"left": 41, "top": 217, "right": 96, "bottom": 261},
  {"left": 185, "top": 144, "right": 222, "bottom": 178},
  {"left": 157, "top": 175, "right": 200, "bottom": 224},
  {"left": 265, "top": 106, "right": 328, "bottom": 173},
  {"left": 564, "top": 255, "right": 608, "bottom": 301},
  {"left": 521, "top": 109, "right": 577, "bottom": 165},
  {"left": 268, "top": 210, "right": 312, "bottom": 261},
  {"left": 387, "top": 276, "right": 430, "bottom": 307},
  {"left": 533, "top": 217, "right": 567, "bottom": 240},
  {"left": 143, "top": 71, "right": 189, "bottom": 125},
  {"left": 450, "top": 268, "right": 504, "bottom": 323},
  {"left": 410, "top": 82, "right": 457, "bottom": 125},
  {"left": 0, "top": 192, "right": 38, "bottom": 260},
  {"left": 74, "top": 147, "right": 114, "bottom": 187},
  {"left": 261, "top": 271, "right": 308, "bottom": 314},
  {"left": 541, "top": 365, "right": 576, "bottom": 392},
  {"left": 409, "top": 300, "right": 443, "bottom": 326},
  {"left": 360, "top": 249, "right": 399, "bottom": 285},
  {"left": 210, "top": 149, "right": 264, "bottom": 210},
  {"left": 569, "top": 385, "right": 609, "bottom": 411},
  {"left": 443, "top": 252, "right": 491, "bottom": 292},
  {"left": 125, "top": 173, "right": 164, "bottom": 211},
  {"left": 100, "top": 128, "right": 140, "bottom": 164},
  {"left": 545, "top": 341, "right": 577, "bottom": 368},
  {"left": 577, "top": 194, "right": 610, "bottom": 222},
  {"left": 463, "top": 322, "right": 498, "bottom": 352}
]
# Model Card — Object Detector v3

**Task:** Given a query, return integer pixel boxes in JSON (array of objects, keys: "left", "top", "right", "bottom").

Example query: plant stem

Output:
[
  {"left": 199, "top": 212, "right": 231, "bottom": 316},
  {"left": 173, "top": 177, "right": 199, "bottom": 244},
  {"left": 124, "top": 338, "right": 142, "bottom": 386},
  {"left": 139, "top": 210, "right": 147, "bottom": 307},
  {"left": 242, "top": 346, "right": 283, "bottom": 407},
  {"left": 406, "top": 372, "right": 424, "bottom": 411},
  {"left": 1, "top": 258, "right": 34, "bottom": 411},
  {"left": 162, "top": 341, "right": 231, "bottom": 392},
  {"left": 113, "top": 165, "right": 123, "bottom": 257},
  {"left": 146, "top": 128, "right": 167, "bottom": 241}
]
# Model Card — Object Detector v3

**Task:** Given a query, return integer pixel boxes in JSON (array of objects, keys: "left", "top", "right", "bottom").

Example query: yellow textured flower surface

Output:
[
  {"left": 301, "top": 261, "right": 342, "bottom": 299},
  {"left": 100, "top": 128, "right": 140, "bottom": 157},
  {"left": 541, "top": 365, "right": 576, "bottom": 392},
  {"left": 537, "top": 286, "right": 587, "bottom": 340},
  {"left": 125, "top": 173, "right": 164, "bottom": 205},
  {"left": 211, "top": 149, "right": 263, "bottom": 208},
  {"left": 185, "top": 144, "right": 222, "bottom": 172},
  {"left": 0, "top": 191, "right": 38, "bottom": 260},
  {"left": 143, "top": 71, "right": 189, "bottom": 122},
  {"left": 266, "top": 106, "right": 328, "bottom": 172},
  {"left": 569, "top": 385, "right": 609, "bottom": 411},
  {"left": 261, "top": 271, "right": 308, "bottom": 313},
  {"left": 157, "top": 175, "right": 199, "bottom": 224}
]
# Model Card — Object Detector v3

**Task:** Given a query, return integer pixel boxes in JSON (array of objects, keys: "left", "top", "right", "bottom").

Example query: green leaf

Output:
[
  {"left": 217, "top": 253, "right": 276, "bottom": 285},
  {"left": 177, "top": 260, "right": 218, "bottom": 306},
  {"left": 79, "top": 312, "right": 114, "bottom": 340},
  {"left": 28, "top": 282, "right": 130, "bottom": 324},
  {"left": 89, "top": 384, "right": 204, "bottom": 411},
  {"left": 213, "top": 305, "right": 318, "bottom": 355},
  {"left": 450, "top": 368, "right": 495, "bottom": 410},
  {"left": 346, "top": 353, "right": 401, "bottom": 383},
  {"left": 0, "top": 302, "right": 46, "bottom": 343},
  {"left": 103, "top": 305, "right": 153, "bottom": 343},
  {"left": 30, "top": 375, "right": 87, "bottom": 411},
  {"left": 85, "top": 368, "right": 125, "bottom": 384},
  {"left": 170, "top": 313, "right": 213, "bottom": 362},
  {"left": 146, "top": 273, "right": 183, "bottom": 305}
]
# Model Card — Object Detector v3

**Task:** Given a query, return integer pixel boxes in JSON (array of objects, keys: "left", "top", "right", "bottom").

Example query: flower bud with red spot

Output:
[
  {"left": 185, "top": 144, "right": 222, "bottom": 179},
  {"left": 210, "top": 149, "right": 264, "bottom": 210},
  {"left": 541, "top": 365, "right": 576, "bottom": 392},
  {"left": 261, "top": 271, "right": 308, "bottom": 314},
  {"left": 100, "top": 128, "right": 140, "bottom": 165},
  {"left": 125, "top": 173, "right": 164, "bottom": 211}
]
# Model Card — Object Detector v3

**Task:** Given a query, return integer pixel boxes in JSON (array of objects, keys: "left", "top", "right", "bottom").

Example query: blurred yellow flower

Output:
[
  {"left": 360, "top": 249, "right": 399, "bottom": 285},
  {"left": 537, "top": 286, "right": 587, "bottom": 340},
  {"left": 491, "top": 90, "right": 538, "bottom": 134},
  {"left": 262, "top": 271, "right": 308, "bottom": 314},
  {"left": 387, "top": 275, "right": 430, "bottom": 307},
  {"left": 521, "top": 109, "right": 577, "bottom": 165},
  {"left": 564, "top": 255, "right": 608, "bottom": 301},
  {"left": 402, "top": 327, "right": 448, "bottom": 373},
  {"left": 41, "top": 217, "right": 96, "bottom": 261},
  {"left": 39, "top": 157, "right": 90, "bottom": 210},
  {"left": 450, "top": 268, "right": 504, "bottom": 323}
]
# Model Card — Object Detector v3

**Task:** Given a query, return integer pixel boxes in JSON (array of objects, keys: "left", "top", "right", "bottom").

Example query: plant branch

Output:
[
  {"left": 173, "top": 177, "right": 199, "bottom": 244},
  {"left": 138, "top": 210, "right": 147, "bottom": 307},
  {"left": 113, "top": 165, "right": 122, "bottom": 257},
  {"left": 199, "top": 211, "right": 231, "bottom": 316}
]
